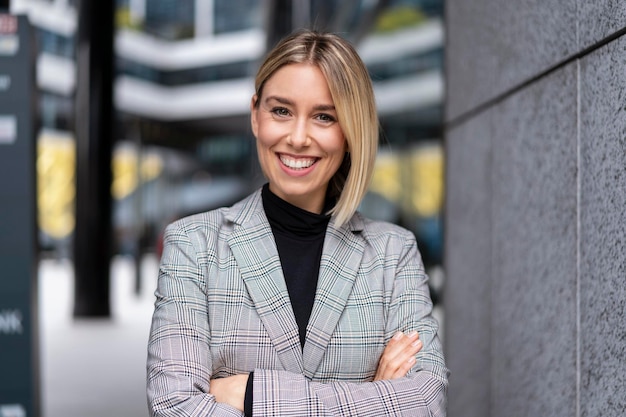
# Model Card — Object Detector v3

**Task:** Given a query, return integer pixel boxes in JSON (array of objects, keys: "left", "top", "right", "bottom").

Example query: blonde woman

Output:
[{"left": 147, "top": 29, "right": 448, "bottom": 416}]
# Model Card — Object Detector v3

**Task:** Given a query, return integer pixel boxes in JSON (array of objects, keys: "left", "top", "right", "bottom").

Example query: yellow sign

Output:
[
  {"left": 368, "top": 143, "right": 443, "bottom": 218},
  {"left": 37, "top": 131, "right": 76, "bottom": 239},
  {"left": 37, "top": 132, "right": 165, "bottom": 240},
  {"left": 111, "top": 145, "right": 163, "bottom": 200},
  {"left": 408, "top": 144, "right": 443, "bottom": 217}
]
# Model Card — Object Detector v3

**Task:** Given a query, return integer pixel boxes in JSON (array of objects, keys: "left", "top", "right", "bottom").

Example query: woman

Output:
[{"left": 147, "top": 30, "right": 448, "bottom": 416}]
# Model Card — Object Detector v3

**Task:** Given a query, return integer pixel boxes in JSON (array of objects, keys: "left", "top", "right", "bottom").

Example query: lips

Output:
[{"left": 279, "top": 154, "right": 318, "bottom": 170}]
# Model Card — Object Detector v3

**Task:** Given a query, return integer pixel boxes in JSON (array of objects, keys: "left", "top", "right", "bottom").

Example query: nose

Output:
[{"left": 287, "top": 119, "right": 310, "bottom": 149}]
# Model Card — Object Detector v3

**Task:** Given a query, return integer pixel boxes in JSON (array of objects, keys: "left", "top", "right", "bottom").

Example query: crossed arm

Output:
[{"left": 210, "top": 330, "right": 424, "bottom": 411}]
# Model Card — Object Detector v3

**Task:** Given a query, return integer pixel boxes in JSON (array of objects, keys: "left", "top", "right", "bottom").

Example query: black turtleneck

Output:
[{"left": 261, "top": 183, "right": 332, "bottom": 347}]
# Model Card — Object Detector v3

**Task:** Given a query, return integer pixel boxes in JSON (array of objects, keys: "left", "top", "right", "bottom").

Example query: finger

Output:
[
  {"left": 385, "top": 331, "right": 418, "bottom": 356},
  {"left": 375, "top": 332, "right": 422, "bottom": 380},
  {"left": 386, "top": 353, "right": 417, "bottom": 380},
  {"left": 375, "top": 348, "right": 418, "bottom": 381},
  {"left": 381, "top": 338, "right": 422, "bottom": 377},
  {"left": 375, "top": 352, "right": 407, "bottom": 381},
  {"left": 376, "top": 332, "right": 408, "bottom": 376},
  {"left": 385, "top": 331, "right": 420, "bottom": 360},
  {"left": 375, "top": 344, "right": 421, "bottom": 381},
  {"left": 389, "top": 340, "right": 422, "bottom": 379}
]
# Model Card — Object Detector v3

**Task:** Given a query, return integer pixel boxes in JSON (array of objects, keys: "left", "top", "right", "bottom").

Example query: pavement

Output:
[{"left": 40, "top": 255, "right": 158, "bottom": 417}]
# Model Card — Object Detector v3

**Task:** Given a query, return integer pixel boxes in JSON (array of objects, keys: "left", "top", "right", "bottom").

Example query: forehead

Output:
[{"left": 263, "top": 63, "right": 331, "bottom": 95}]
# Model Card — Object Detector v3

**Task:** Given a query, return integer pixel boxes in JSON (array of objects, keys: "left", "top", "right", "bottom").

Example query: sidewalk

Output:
[{"left": 39, "top": 255, "right": 158, "bottom": 417}]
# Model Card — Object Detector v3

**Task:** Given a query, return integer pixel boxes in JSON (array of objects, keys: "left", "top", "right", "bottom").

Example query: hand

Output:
[
  {"left": 374, "top": 331, "right": 423, "bottom": 381},
  {"left": 209, "top": 374, "right": 249, "bottom": 412}
]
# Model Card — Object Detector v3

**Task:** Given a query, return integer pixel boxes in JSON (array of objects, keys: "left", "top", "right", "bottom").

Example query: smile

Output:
[{"left": 279, "top": 154, "right": 318, "bottom": 170}]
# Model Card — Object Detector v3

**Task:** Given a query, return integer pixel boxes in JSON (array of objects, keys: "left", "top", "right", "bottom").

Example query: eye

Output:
[
  {"left": 316, "top": 113, "right": 336, "bottom": 123},
  {"left": 271, "top": 107, "right": 290, "bottom": 117}
]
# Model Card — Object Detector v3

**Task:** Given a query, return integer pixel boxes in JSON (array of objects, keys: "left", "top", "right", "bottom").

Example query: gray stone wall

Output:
[{"left": 444, "top": 2, "right": 626, "bottom": 417}]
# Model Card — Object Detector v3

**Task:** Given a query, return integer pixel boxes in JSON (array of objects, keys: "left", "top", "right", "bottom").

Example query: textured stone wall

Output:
[{"left": 444, "top": 2, "right": 626, "bottom": 416}]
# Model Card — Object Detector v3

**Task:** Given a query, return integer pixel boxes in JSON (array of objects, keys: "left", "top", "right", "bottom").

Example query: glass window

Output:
[
  {"left": 117, "top": 58, "right": 256, "bottom": 85},
  {"left": 214, "top": 0, "right": 262, "bottom": 34},
  {"left": 144, "top": 0, "right": 195, "bottom": 39},
  {"left": 39, "top": 93, "right": 74, "bottom": 131},
  {"left": 37, "top": 28, "right": 75, "bottom": 59},
  {"left": 367, "top": 49, "right": 442, "bottom": 81}
]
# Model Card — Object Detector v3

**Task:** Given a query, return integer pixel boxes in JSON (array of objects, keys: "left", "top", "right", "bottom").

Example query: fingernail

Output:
[
  {"left": 412, "top": 340, "right": 423, "bottom": 348},
  {"left": 393, "top": 332, "right": 404, "bottom": 340},
  {"left": 407, "top": 356, "right": 416, "bottom": 364},
  {"left": 408, "top": 330, "right": 418, "bottom": 337}
]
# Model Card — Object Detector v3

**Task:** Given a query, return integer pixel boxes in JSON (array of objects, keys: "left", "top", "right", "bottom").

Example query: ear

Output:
[{"left": 250, "top": 95, "right": 259, "bottom": 138}]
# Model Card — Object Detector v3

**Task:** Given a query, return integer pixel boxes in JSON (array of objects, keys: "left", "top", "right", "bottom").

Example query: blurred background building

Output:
[
  {"left": 23, "top": 0, "right": 444, "bottom": 278},
  {"left": 4, "top": 0, "right": 445, "bottom": 415}
]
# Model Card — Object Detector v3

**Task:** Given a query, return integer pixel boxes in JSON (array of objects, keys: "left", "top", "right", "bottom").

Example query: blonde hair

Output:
[{"left": 254, "top": 29, "right": 379, "bottom": 227}]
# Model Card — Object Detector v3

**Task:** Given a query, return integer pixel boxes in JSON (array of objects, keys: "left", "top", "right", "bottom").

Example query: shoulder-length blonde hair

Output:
[{"left": 253, "top": 29, "right": 379, "bottom": 227}]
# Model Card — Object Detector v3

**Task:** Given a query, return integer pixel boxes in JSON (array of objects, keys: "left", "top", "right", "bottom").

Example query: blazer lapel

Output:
[
  {"left": 226, "top": 192, "right": 304, "bottom": 373},
  {"left": 302, "top": 215, "right": 365, "bottom": 378}
]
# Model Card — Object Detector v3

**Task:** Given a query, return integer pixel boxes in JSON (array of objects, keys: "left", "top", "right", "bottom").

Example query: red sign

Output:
[{"left": 0, "top": 14, "right": 18, "bottom": 34}]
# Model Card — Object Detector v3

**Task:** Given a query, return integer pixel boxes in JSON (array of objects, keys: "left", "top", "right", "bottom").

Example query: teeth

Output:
[{"left": 280, "top": 155, "right": 316, "bottom": 169}]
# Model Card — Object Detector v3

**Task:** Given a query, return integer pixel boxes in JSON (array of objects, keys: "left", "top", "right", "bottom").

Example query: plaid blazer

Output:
[{"left": 147, "top": 189, "right": 448, "bottom": 416}]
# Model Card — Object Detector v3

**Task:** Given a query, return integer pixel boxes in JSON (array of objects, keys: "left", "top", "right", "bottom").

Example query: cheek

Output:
[
  {"left": 324, "top": 140, "right": 347, "bottom": 176},
  {"left": 255, "top": 119, "right": 278, "bottom": 149},
  {"left": 255, "top": 119, "right": 283, "bottom": 147},
  {"left": 256, "top": 136, "right": 277, "bottom": 174},
  {"left": 256, "top": 138, "right": 273, "bottom": 172},
  {"left": 255, "top": 132, "right": 271, "bottom": 151},
  {"left": 325, "top": 130, "right": 347, "bottom": 157}
]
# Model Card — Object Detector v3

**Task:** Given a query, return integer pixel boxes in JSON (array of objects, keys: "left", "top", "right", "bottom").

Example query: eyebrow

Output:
[{"left": 264, "top": 95, "right": 336, "bottom": 112}]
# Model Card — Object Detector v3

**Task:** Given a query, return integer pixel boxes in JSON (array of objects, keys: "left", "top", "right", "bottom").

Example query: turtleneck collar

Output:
[{"left": 261, "top": 183, "right": 332, "bottom": 238}]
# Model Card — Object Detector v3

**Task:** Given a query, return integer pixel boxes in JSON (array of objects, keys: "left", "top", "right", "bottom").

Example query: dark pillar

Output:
[{"left": 73, "top": 0, "right": 115, "bottom": 317}]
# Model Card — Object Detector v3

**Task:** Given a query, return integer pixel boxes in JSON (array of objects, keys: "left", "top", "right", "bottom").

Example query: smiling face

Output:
[{"left": 251, "top": 63, "right": 347, "bottom": 214}]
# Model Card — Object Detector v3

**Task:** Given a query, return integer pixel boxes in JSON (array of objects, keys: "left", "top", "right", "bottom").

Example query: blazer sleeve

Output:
[
  {"left": 250, "top": 233, "right": 449, "bottom": 417},
  {"left": 146, "top": 220, "right": 244, "bottom": 417}
]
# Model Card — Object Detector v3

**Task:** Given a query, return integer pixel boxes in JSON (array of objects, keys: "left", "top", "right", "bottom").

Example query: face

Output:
[{"left": 251, "top": 63, "right": 347, "bottom": 214}]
